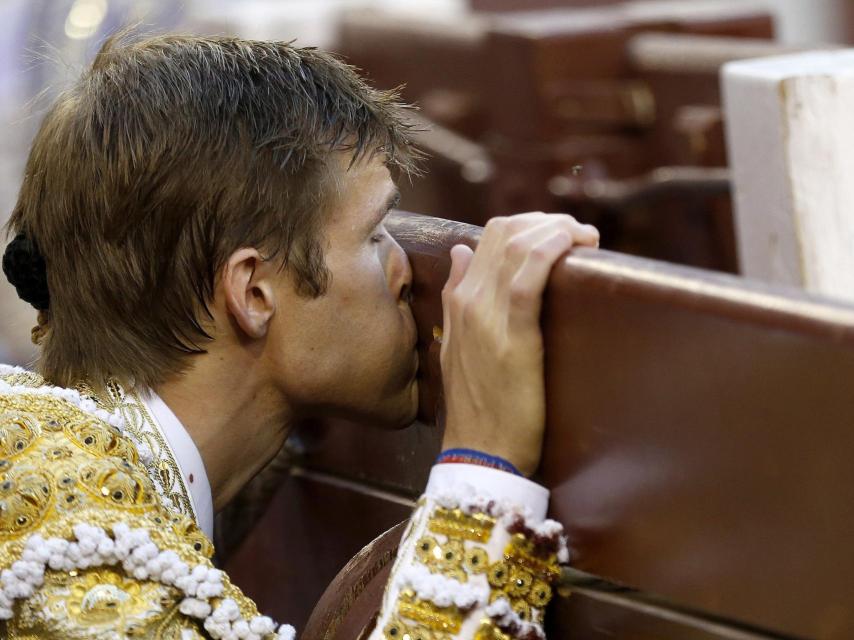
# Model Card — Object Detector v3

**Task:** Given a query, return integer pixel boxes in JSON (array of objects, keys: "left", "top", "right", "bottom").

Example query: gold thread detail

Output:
[
  {"left": 427, "top": 508, "right": 494, "bottom": 543},
  {"left": 398, "top": 590, "right": 463, "bottom": 634},
  {"left": 83, "top": 381, "right": 198, "bottom": 526}
]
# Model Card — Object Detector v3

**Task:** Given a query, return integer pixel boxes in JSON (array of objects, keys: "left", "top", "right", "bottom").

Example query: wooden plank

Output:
[
  {"left": 541, "top": 248, "right": 854, "bottom": 639},
  {"left": 548, "top": 586, "right": 791, "bottom": 640},
  {"left": 723, "top": 49, "right": 854, "bottom": 300}
]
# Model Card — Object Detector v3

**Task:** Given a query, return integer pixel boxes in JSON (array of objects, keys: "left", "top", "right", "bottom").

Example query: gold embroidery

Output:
[
  {"left": 384, "top": 616, "right": 409, "bottom": 640},
  {"left": 0, "top": 370, "right": 45, "bottom": 389},
  {"left": 384, "top": 615, "right": 451, "bottom": 640},
  {"left": 437, "top": 539, "right": 464, "bottom": 572},
  {"left": 481, "top": 536, "right": 561, "bottom": 612},
  {"left": 416, "top": 535, "right": 469, "bottom": 582},
  {"left": 487, "top": 562, "right": 511, "bottom": 589},
  {"left": 427, "top": 508, "right": 494, "bottom": 543},
  {"left": 0, "top": 381, "right": 265, "bottom": 638},
  {"left": 505, "top": 567, "right": 533, "bottom": 599},
  {"left": 381, "top": 498, "right": 427, "bottom": 617},
  {"left": 165, "top": 512, "right": 214, "bottom": 559},
  {"left": 400, "top": 502, "right": 562, "bottom": 640},
  {"left": 526, "top": 581, "right": 552, "bottom": 608},
  {"left": 8, "top": 556, "right": 191, "bottom": 638},
  {"left": 64, "top": 418, "right": 138, "bottom": 464},
  {"left": 416, "top": 535, "right": 440, "bottom": 564},
  {"left": 463, "top": 547, "right": 489, "bottom": 574},
  {"left": 474, "top": 620, "right": 512, "bottom": 640},
  {"left": 78, "top": 459, "right": 157, "bottom": 510},
  {"left": 82, "top": 381, "right": 198, "bottom": 526},
  {"left": 0, "top": 465, "right": 54, "bottom": 539},
  {"left": 0, "top": 413, "right": 38, "bottom": 458},
  {"left": 66, "top": 567, "right": 158, "bottom": 626},
  {"left": 414, "top": 507, "right": 497, "bottom": 585},
  {"left": 510, "top": 599, "right": 530, "bottom": 622},
  {"left": 503, "top": 534, "right": 560, "bottom": 583},
  {"left": 398, "top": 590, "right": 464, "bottom": 634}
]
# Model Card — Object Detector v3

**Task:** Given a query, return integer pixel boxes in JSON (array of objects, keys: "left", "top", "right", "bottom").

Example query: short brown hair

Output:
[{"left": 8, "top": 32, "right": 420, "bottom": 390}]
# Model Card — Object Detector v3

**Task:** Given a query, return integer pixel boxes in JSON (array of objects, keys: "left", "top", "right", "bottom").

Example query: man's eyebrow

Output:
[{"left": 367, "top": 188, "right": 401, "bottom": 229}]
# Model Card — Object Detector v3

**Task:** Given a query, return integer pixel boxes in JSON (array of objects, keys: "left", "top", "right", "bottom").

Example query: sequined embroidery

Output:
[
  {"left": 427, "top": 508, "right": 495, "bottom": 543},
  {"left": 398, "top": 589, "right": 464, "bottom": 634},
  {"left": 393, "top": 503, "right": 562, "bottom": 640},
  {"left": 474, "top": 619, "right": 513, "bottom": 640},
  {"left": 0, "top": 381, "right": 259, "bottom": 639},
  {"left": 80, "top": 381, "right": 198, "bottom": 527}
]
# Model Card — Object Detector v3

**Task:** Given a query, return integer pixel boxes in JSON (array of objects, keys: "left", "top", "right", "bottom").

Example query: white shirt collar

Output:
[{"left": 137, "top": 390, "right": 215, "bottom": 539}]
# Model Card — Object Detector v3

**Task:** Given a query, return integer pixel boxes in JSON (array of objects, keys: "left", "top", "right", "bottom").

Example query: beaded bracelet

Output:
[{"left": 435, "top": 448, "right": 522, "bottom": 476}]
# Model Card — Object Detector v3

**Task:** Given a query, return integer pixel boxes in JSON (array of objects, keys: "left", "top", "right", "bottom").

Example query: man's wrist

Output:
[{"left": 435, "top": 448, "right": 523, "bottom": 476}]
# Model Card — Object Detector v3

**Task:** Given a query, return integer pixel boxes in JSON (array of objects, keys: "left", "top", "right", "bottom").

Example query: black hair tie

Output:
[{"left": 2, "top": 233, "right": 50, "bottom": 311}]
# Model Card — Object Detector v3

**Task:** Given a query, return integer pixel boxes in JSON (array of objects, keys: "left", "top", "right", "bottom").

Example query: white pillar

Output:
[{"left": 723, "top": 49, "right": 854, "bottom": 301}]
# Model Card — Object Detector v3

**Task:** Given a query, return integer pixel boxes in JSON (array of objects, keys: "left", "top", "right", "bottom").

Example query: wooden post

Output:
[{"left": 723, "top": 49, "right": 854, "bottom": 300}]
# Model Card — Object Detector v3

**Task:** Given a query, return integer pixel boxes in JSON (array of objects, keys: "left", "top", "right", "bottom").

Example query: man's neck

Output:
[{"left": 155, "top": 360, "right": 293, "bottom": 512}]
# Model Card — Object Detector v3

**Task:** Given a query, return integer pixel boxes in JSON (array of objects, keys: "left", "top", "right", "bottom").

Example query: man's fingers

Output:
[
  {"left": 445, "top": 244, "right": 474, "bottom": 292},
  {"left": 506, "top": 230, "right": 575, "bottom": 326},
  {"left": 442, "top": 213, "right": 598, "bottom": 342},
  {"left": 497, "top": 216, "right": 595, "bottom": 293},
  {"left": 573, "top": 222, "right": 600, "bottom": 247},
  {"left": 441, "top": 244, "right": 475, "bottom": 354},
  {"left": 498, "top": 219, "right": 570, "bottom": 286}
]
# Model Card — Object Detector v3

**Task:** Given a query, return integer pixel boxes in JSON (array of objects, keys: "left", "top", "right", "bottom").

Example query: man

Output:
[{"left": 0, "top": 32, "right": 599, "bottom": 639}]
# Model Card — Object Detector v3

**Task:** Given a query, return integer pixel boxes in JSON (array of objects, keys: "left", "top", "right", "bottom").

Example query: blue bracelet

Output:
[{"left": 436, "top": 448, "right": 522, "bottom": 476}]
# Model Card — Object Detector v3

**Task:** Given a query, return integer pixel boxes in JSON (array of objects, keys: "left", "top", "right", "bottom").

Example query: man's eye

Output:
[{"left": 370, "top": 231, "right": 385, "bottom": 244}]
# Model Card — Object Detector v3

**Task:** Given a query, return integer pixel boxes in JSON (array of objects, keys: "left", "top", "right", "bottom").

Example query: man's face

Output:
[{"left": 269, "top": 155, "right": 419, "bottom": 428}]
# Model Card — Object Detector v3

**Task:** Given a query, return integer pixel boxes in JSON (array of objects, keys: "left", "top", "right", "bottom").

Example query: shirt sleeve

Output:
[{"left": 368, "top": 463, "right": 568, "bottom": 640}]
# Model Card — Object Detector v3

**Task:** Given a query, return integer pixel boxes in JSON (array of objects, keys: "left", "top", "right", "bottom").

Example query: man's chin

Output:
[{"left": 377, "top": 379, "right": 420, "bottom": 430}]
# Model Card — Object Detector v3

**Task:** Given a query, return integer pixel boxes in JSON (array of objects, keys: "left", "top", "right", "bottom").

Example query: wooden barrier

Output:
[{"left": 225, "top": 212, "right": 854, "bottom": 639}]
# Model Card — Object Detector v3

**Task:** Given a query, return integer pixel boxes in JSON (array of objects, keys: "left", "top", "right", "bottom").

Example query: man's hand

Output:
[{"left": 439, "top": 213, "right": 599, "bottom": 477}]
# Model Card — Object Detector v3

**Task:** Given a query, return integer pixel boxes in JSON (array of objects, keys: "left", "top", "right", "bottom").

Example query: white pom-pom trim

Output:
[
  {"left": 398, "top": 563, "right": 489, "bottom": 610},
  {"left": 0, "top": 365, "right": 162, "bottom": 478},
  {"left": 0, "top": 365, "right": 125, "bottom": 430},
  {"left": 485, "top": 597, "right": 545, "bottom": 640},
  {"left": 0, "top": 522, "right": 290, "bottom": 639},
  {"left": 425, "top": 481, "right": 570, "bottom": 564}
]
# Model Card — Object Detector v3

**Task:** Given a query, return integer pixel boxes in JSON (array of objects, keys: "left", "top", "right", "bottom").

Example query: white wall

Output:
[
  {"left": 185, "top": 0, "right": 467, "bottom": 48},
  {"left": 751, "top": 0, "right": 850, "bottom": 44}
]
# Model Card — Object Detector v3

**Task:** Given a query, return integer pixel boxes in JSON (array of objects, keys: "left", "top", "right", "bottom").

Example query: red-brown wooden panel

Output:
[
  {"left": 548, "top": 589, "right": 785, "bottom": 640},
  {"left": 541, "top": 250, "right": 854, "bottom": 640}
]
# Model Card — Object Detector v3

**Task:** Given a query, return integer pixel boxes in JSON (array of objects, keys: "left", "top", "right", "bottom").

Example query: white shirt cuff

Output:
[{"left": 426, "top": 463, "right": 550, "bottom": 520}]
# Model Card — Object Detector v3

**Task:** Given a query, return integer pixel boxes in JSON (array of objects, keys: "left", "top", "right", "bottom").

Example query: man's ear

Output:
[{"left": 221, "top": 248, "right": 276, "bottom": 339}]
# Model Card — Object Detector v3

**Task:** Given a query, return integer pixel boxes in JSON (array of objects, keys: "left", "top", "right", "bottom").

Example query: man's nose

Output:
[
  {"left": 394, "top": 243, "right": 414, "bottom": 303},
  {"left": 399, "top": 279, "right": 412, "bottom": 304}
]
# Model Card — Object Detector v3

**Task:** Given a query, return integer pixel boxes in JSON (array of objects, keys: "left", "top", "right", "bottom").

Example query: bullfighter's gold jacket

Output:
[{"left": 0, "top": 364, "right": 567, "bottom": 640}]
